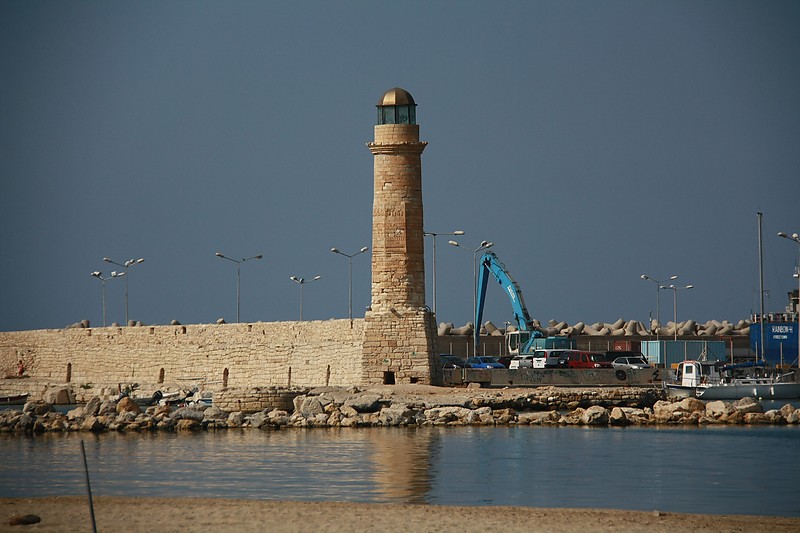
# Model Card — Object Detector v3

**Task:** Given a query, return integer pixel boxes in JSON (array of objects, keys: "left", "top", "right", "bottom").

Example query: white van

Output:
[{"left": 532, "top": 349, "right": 575, "bottom": 369}]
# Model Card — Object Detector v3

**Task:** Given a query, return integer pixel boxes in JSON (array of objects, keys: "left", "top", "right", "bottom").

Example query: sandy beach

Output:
[{"left": 2, "top": 497, "right": 799, "bottom": 532}]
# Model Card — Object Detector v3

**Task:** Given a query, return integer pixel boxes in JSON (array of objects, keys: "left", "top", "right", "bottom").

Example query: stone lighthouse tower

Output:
[{"left": 362, "top": 88, "right": 438, "bottom": 385}]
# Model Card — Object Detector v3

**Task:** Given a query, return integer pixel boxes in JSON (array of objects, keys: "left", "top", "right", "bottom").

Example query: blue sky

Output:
[{"left": 1, "top": 1, "right": 799, "bottom": 332}]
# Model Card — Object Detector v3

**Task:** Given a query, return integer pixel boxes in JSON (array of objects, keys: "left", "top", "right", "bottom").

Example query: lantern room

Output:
[{"left": 376, "top": 87, "right": 416, "bottom": 125}]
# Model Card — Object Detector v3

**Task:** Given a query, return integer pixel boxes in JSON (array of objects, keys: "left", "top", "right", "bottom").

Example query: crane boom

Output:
[{"left": 475, "top": 251, "right": 543, "bottom": 352}]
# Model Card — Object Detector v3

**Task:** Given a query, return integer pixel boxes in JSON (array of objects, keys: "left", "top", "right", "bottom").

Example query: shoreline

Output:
[
  {"left": 2, "top": 384, "right": 799, "bottom": 433},
  {"left": 2, "top": 497, "right": 800, "bottom": 533}
]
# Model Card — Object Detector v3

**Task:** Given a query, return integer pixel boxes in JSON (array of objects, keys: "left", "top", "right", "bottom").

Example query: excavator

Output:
[{"left": 474, "top": 251, "right": 574, "bottom": 356}]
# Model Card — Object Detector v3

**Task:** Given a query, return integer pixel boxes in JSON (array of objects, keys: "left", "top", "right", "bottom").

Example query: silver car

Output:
[
  {"left": 509, "top": 354, "right": 535, "bottom": 369},
  {"left": 612, "top": 356, "right": 653, "bottom": 369}
]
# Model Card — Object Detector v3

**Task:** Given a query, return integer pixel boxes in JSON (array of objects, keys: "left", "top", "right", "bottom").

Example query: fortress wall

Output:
[{"left": 0, "top": 319, "right": 365, "bottom": 389}]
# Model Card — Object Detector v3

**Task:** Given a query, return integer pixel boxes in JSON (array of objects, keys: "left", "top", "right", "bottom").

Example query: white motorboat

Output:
[{"left": 665, "top": 360, "right": 800, "bottom": 400}]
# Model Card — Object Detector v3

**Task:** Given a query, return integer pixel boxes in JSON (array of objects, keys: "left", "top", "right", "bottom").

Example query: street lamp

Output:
[
  {"left": 423, "top": 230, "right": 464, "bottom": 317},
  {"left": 215, "top": 252, "right": 263, "bottom": 323},
  {"left": 103, "top": 256, "right": 145, "bottom": 325},
  {"left": 449, "top": 239, "right": 494, "bottom": 356},
  {"left": 331, "top": 246, "right": 369, "bottom": 326},
  {"left": 777, "top": 231, "right": 800, "bottom": 366},
  {"left": 640, "top": 274, "right": 678, "bottom": 341},
  {"left": 90, "top": 270, "right": 125, "bottom": 327},
  {"left": 289, "top": 275, "right": 321, "bottom": 321},
  {"left": 661, "top": 284, "right": 694, "bottom": 342}
]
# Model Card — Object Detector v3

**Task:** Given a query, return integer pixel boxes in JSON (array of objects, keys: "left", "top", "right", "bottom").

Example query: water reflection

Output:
[
  {"left": 0, "top": 428, "right": 439, "bottom": 504},
  {"left": 366, "top": 428, "right": 436, "bottom": 503},
  {"left": 1, "top": 426, "right": 799, "bottom": 516}
]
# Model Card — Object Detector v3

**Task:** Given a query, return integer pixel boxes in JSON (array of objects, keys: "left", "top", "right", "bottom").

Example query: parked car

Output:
[
  {"left": 496, "top": 356, "right": 513, "bottom": 368},
  {"left": 545, "top": 349, "right": 572, "bottom": 368},
  {"left": 438, "top": 354, "right": 467, "bottom": 369},
  {"left": 611, "top": 355, "right": 653, "bottom": 369},
  {"left": 565, "top": 351, "right": 613, "bottom": 369},
  {"left": 604, "top": 350, "right": 643, "bottom": 363},
  {"left": 531, "top": 349, "right": 572, "bottom": 368},
  {"left": 465, "top": 356, "right": 505, "bottom": 369},
  {"left": 509, "top": 354, "right": 535, "bottom": 369}
]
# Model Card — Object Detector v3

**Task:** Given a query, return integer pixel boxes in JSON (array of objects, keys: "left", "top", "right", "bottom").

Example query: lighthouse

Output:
[{"left": 363, "top": 88, "right": 438, "bottom": 385}]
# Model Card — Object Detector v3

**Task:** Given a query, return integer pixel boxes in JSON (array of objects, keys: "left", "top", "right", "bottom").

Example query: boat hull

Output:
[
  {"left": 0, "top": 393, "right": 29, "bottom": 404},
  {"left": 697, "top": 382, "right": 800, "bottom": 400},
  {"left": 664, "top": 384, "right": 699, "bottom": 398}
]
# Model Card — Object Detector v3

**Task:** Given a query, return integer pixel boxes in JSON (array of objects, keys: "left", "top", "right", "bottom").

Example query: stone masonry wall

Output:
[
  {"left": 363, "top": 120, "right": 437, "bottom": 385},
  {"left": 0, "top": 319, "right": 365, "bottom": 389},
  {"left": 362, "top": 309, "right": 439, "bottom": 385}
]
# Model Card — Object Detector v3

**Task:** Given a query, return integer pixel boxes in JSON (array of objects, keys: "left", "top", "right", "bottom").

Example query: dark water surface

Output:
[{"left": 1, "top": 425, "right": 798, "bottom": 517}]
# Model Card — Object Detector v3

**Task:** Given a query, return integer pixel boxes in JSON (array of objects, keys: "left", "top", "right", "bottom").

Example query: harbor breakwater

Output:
[{"left": 2, "top": 385, "right": 799, "bottom": 433}]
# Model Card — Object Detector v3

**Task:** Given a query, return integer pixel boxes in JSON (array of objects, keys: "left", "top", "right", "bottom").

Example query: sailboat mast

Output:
[{"left": 758, "top": 211, "right": 765, "bottom": 361}]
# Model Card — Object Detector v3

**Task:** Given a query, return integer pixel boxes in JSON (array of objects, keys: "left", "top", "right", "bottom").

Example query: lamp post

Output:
[
  {"left": 777, "top": 231, "right": 800, "bottom": 366},
  {"left": 423, "top": 230, "right": 464, "bottom": 317},
  {"left": 90, "top": 270, "right": 125, "bottom": 327},
  {"left": 662, "top": 284, "right": 694, "bottom": 342},
  {"left": 215, "top": 252, "right": 263, "bottom": 323},
  {"left": 331, "top": 246, "right": 369, "bottom": 326},
  {"left": 449, "top": 239, "right": 494, "bottom": 356},
  {"left": 290, "top": 275, "right": 321, "bottom": 321},
  {"left": 102, "top": 256, "right": 144, "bottom": 325},
  {"left": 640, "top": 274, "right": 678, "bottom": 341}
]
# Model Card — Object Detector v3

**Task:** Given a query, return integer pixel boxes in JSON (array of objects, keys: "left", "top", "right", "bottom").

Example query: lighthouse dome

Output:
[{"left": 376, "top": 87, "right": 416, "bottom": 125}]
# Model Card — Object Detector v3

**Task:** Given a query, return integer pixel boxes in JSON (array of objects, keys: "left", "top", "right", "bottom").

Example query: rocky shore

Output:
[{"left": 2, "top": 384, "right": 799, "bottom": 432}]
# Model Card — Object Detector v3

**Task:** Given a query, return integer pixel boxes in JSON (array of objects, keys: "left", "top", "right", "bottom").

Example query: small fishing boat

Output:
[
  {"left": 151, "top": 387, "right": 213, "bottom": 407},
  {"left": 0, "top": 393, "right": 29, "bottom": 405},
  {"left": 157, "top": 390, "right": 188, "bottom": 406},
  {"left": 665, "top": 360, "right": 800, "bottom": 400},
  {"left": 127, "top": 390, "right": 164, "bottom": 407}
]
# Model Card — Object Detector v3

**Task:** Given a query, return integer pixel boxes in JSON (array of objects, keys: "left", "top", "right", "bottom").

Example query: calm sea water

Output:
[{"left": 1, "top": 425, "right": 799, "bottom": 517}]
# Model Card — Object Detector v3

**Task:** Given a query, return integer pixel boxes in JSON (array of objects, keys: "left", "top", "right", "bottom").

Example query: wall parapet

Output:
[{"left": 0, "top": 319, "right": 365, "bottom": 391}]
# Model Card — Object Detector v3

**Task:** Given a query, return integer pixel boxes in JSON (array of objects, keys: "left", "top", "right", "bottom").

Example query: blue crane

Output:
[{"left": 475, "top": 251, "right": 572, "bottom": 355}]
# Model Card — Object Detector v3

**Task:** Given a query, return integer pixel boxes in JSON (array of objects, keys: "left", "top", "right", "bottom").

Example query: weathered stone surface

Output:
[
  {"left": 785, "top": 409, "right": 800, "bottom": 424},
  {"left": 202, "top": 406, "right": 227, "bottom": 421},
  {"left": 83, "top": 396, "right": 102, "bottom": 417},
  {"left": 340, "top": 405, "right": 358, "bottom": 418},
  {"left": 23, "top": 401, "right": 54, "bottom": 416},
  {"left": 116, "top": 411, "right": 138, "bottom": 424},
  {"left": 517, "top": 411, "right": 559, "bottom": 425},
  {"left": 677, "top": 397, "right": 706, "bottom": 413},
  {"left": 343, "top": 394, "right": 382, "bottom": 413},
  {"left": 175, "top": 419, "right": 200, "bottom": 430},
  {"left": 43, "top": 387, "right": 73, "bottom": 405},
  {"left": 2, "top": 387, "right": 800, "bottom": 433},
  {"left": 295, "top": 397, "right": 324, "bottom": 417},
  {"left": 246, "top": 412, "right": 268, "bottom": 428},
  {"left": 116, "top": 397, "right": 141, "bottom": 414},
  {"left": 0, "top": 321, "right": 365, "bottom": 392},
  {"left": 377, "top": 405, "right": 416, "bottom": 426},
  {"left": 172, "top": 407, "right": 204, "bottom": 422},
  {"left": 227, "top": 412, "right": 245, "bottom": 427},
  {"left": 491, "top": 408, "right": 515, "bottom": 425},
  {"left": 81, "top": 416, "right": 105, "bottom": 432},
  {"left": 581, "top": 405, "right": 610, "bottom": 425},
  {"left": 733, "top": 397, "right": 763, "bottom": 414},
  {"left": 423, "top": 406, "right": 473, "bottom": 425},
  {"left": 705, "top": 400, "right": 734, "bottom": 419},
  {"left": 609, "top": 407, "right": 628, "bottom": 426},
  {"left": 97, "top": 401, "right": 117, "bottom": 416}
]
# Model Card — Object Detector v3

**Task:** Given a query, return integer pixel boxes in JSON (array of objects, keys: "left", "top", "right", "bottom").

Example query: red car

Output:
[{"left": 565, "top": 351, "right": 613, "bottom": 369}]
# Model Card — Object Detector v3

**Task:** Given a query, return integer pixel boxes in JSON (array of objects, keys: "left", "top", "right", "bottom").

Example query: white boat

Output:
[
  {"left": 665, "top": 360, "right": 800, "bottom": 400},
  {"left": 0, "top": 393, "right": 29, "bottom": 405}
]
